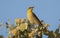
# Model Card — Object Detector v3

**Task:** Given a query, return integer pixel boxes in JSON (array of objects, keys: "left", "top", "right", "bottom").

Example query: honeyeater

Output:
[{"left": 26, "top": 7, "right": 42, "bottom": 26}]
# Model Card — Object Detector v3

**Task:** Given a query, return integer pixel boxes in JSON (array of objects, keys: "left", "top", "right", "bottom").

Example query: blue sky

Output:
[{"left": 0, "top": 0, "right": 60, "bottom": 38}]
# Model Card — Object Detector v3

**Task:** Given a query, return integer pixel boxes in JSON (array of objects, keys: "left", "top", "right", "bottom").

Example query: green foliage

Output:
[
  {"left": 0, "top": 35, "right": 3, "bottom": 38},
  {"left": 0, "top": 18, "right": 60, "bottom": 38}
]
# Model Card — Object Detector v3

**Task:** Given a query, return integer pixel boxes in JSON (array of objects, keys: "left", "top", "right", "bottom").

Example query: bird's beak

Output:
[
  {"left": 32, "top": 7, "right": 34, "bottom": 8},
  {"left": 28, "top": 7, "right": 34, "bottom": 9}
]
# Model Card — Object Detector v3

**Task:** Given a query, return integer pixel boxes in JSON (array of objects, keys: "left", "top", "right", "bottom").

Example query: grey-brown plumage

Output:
[{"left": 26, "top": 7, "right": 42, "bottom": 26}]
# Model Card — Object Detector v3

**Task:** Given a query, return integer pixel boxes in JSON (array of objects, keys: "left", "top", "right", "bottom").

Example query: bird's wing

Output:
[{"left": 33, "top": 12, "right": 42, "bottom": 25}]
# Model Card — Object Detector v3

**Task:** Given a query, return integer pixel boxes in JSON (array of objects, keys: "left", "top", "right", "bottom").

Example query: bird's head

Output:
[{"left": 27, "top": 7, "right": 34, "bottom": 12}]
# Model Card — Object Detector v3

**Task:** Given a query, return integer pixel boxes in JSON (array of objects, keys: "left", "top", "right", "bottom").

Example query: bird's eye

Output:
[{"left": 29, "top": 7, "right": 31, "bottom": 9}]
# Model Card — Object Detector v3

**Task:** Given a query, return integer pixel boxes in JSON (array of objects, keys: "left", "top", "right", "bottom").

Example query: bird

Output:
[{"left": 26, "top": 7, "right": 42, "bottom": 26}]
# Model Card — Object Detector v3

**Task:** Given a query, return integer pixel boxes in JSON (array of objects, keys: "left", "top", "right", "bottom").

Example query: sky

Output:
[{"left": 0, "top": 0, "right": 60, "bottom": 38}]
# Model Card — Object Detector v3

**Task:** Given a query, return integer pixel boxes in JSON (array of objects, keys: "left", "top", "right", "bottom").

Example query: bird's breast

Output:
[{"left": 27, "top": 13, "right": 34, "bottom": 24}]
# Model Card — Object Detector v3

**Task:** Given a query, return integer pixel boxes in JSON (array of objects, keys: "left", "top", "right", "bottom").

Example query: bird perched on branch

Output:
[{"left": 26, "top": 7, "right": 42, "bottom": 26}]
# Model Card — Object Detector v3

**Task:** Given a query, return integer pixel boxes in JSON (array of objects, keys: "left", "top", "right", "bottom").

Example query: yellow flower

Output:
[
  {"left": 14, "top": 18, "right": 21, "bottom": 26},
  {"left": 19, "top": 23, "right": 28, "bottom": 31}
]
